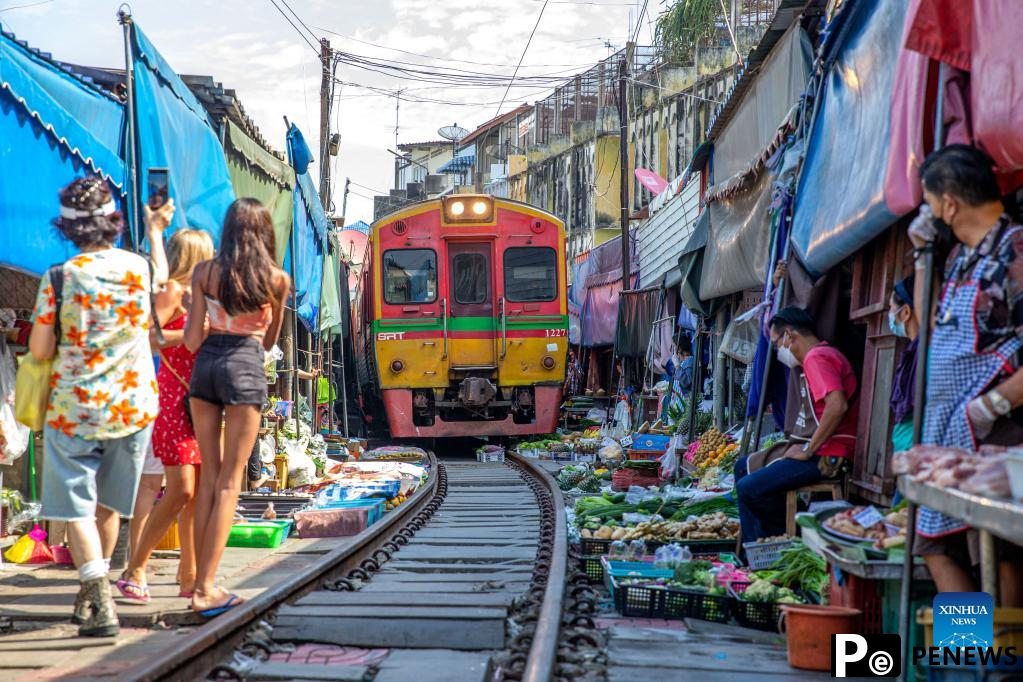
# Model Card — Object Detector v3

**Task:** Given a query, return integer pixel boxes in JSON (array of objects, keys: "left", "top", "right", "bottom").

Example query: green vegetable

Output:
[
  {"left": 673, "top": 560, "right": 713, "bottom": 586},
  {"left": 671, "top": 496, "right": 738, "bottom": 520},
  {"left": 769, "top": 540, "right": 827, "bottom": 598}
]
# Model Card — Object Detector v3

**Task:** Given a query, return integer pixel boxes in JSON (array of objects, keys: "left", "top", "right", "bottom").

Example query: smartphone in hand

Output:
[{"left": 147, "top": 168, "right": 169, "bottom": 210}]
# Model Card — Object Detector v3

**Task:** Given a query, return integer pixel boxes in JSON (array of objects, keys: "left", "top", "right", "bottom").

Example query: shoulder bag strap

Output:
[
  {"left": 157, "top": 349, "right": 189, "bottom": 390},
  {"left": 47, "top": 263, "right": 65, "bottom": 342}
]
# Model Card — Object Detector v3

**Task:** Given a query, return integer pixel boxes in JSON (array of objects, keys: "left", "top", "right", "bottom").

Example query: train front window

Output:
[
  {"left": 453, "top": 253, "right": 488, "bottom": 304},
  {"left": 504, "top": 247, "right": 557, "bottom": 302},
  {"left": 383, "top": 249, "right": 437, "bottom": 304}
]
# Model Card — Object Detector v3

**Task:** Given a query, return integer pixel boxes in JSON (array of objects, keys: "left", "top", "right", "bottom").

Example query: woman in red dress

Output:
[{"left": 118, "top": 229, "right": 214, "bottom": 601}]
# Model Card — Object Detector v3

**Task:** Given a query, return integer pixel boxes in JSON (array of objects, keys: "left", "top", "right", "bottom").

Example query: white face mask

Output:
[{"left": 776, "top": 344, "right": 800, "bottom": 368}]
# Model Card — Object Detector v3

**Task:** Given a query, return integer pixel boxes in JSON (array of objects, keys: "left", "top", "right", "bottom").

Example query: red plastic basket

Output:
[
  {"left": 828, "top": 569, "right": 882, "bottom": 634},
  {"left": 626, "top": 449, "right": 663, "bottom": 462}
]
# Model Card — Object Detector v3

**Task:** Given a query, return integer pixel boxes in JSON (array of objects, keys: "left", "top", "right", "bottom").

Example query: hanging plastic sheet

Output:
[
  {"left": 711, "top": 26, "right": 813, "bottom": 189},
  {"left": 131, "top": 23, "right": 235, "bottom": 243},
  {"left": 225, "top": 120, "right": 295, "bottom": 265},
  {"left": 0, "top": 27, "right": 125, "bottom": 275},
  {"left": 319, "top": 245, "right": 343, "bottom": 335},
  {"left": 614, "top": 288, "right": 660, "bottom": 358},
  {"left": 700, "top": 171, "right": 774, "bottom": 300},
  {"left": 285, "top": 124, "right": 328, "bottom": 332},
  {"left": 579, "top": 234, "right": 638, "bottom": 348},
  {"left": 790, "top": 0, "right": 907, "bottom": 277}
]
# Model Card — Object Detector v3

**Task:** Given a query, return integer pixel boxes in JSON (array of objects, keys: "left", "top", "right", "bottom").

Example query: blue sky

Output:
[{"left": 1, "top": 0, "right": 653, "bottom": 223}]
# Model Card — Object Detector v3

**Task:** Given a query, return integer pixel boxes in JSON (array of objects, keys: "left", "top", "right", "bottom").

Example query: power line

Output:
[
  {"left": 309, "top": 24, "right": 597, "bottom": 70},
  {"left": 266, "top": 0, "right": 319, "bottom": 56},
  {"left": 0, "top": 0, "right": 52, "bottom": 12},
  {"left": 496, "top": 0, "right": 549, "bottom": 117},
  {"left": 276, "top": 0, "right": 318, "bottom": 43}
]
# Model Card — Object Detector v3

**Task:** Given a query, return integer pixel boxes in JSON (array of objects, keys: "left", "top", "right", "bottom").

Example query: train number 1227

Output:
[{"left": 544, "top": 328, "right": 567, "bottom": 337}]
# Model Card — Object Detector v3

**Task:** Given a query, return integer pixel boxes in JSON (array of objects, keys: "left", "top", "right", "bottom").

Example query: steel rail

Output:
[
  {"left": 507, "top": 451, "right": 567, "bottom": 682},
  {"left": 124, "top": 451, "right": 440, "bottom": 682}
]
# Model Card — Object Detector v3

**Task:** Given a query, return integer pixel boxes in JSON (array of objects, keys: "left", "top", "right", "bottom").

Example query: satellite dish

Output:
[{"left": 438, "top": 124, "right": 469, "bottom": 142}]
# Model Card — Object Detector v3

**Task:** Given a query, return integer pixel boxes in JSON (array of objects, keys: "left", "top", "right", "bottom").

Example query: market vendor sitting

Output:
[{"left": 733, "top": 306, "right": 859, "bottom": 542}]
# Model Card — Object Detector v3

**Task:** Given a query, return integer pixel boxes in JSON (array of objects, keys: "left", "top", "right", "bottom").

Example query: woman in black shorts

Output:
[{"left": 183, "top": 199, "right": 290, "bottom": 617}]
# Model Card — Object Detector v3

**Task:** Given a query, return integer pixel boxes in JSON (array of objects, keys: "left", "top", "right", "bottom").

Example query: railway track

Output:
[{"left": 123, "top": 450, "right": 570, "bottom": 682}]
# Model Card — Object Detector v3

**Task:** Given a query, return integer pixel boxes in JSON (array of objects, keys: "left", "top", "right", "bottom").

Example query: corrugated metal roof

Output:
[
  {"left": 458, "top": 104, "right": 531, "bottom": 147},
  {"left": 637, "top": 174, "right": 701, "bottom": 288}
]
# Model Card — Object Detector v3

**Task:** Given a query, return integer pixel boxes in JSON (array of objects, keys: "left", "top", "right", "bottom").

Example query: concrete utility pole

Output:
[
  {"left": 319, "top": 39, "right": 332, "bottom": 210},
  {"left": 618, "top": 55, "right": 630, "bottom": 289}
]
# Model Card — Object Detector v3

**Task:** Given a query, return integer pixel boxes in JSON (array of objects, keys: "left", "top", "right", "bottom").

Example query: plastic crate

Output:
[
  {"left": 476, "top": 450, "right": 505, "bottom": 463},
  {"left": 626, "top": 449, "right": 664, "bottom": 462},
  {"left": 319, "top": 499, "right": 384, "bottom": 525},
  {"left": 227, "top": 520, "right": 292, "bottom": 548},
  {"left": 580, "top": 536, "right": 738, "bottom": 557},
  {"left": 828, "top": 568, "right": 883, "bottom": 634},
  {"left": 611, "top": 575, "right": 666, "bottom": 617},
  {"left": 600, "top": 556, "right": 674, "bottom": 595},
  {"left": 662, "top": 587, "right": 732, "bottom": 623},
  {"left": 732, "top": 599, "right": 784, "bottom": 632},
  {"left": 580, "top": 554, "right": 604, "bottom": 582},
  {"left": 742, "top": 538, "right": 793, "bottom": 570}
]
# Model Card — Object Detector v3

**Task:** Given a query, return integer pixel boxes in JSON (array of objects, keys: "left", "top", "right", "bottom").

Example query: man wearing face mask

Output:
[
  {"left": 733, "top": 306, "right": 858, "bottom": 541},
  {"left": 907, "top": 144, "right": 1023, "bottom": 601}
]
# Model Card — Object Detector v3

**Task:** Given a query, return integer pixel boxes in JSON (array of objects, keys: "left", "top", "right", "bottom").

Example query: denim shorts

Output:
[
  {"left": 41, "top": 424, "right": 153, "bottom": 521},
  {"left": 189, "top": 334, "right": 268, "bottom": 407}
]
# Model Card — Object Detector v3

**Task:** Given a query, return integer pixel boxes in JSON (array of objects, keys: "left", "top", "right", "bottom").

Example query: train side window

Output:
[
  {"left": 504, "top": 247, "right": 556, "bottom": 302},
  {"left": 383, "top": 249, "right": 437, "bottom": 304},
  {"left": 453, "top": 253, "right": 488, "bottom": 304}
]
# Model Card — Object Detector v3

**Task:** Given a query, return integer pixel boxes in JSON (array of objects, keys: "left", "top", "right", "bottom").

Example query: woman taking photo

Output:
[
  {"left": 30, "top": 176, "right": 168, "bottom": 636},
  {"left": 184, "top": 198, "right": 289, "bottom": 617},
  {"left": 119, "top": 228, "right": 214, "bottom": 602}
]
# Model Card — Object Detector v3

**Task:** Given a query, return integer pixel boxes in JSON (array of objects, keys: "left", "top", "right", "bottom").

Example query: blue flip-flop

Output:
[{"left": 194, "top": 594, "right": 242, "bottom": 618}]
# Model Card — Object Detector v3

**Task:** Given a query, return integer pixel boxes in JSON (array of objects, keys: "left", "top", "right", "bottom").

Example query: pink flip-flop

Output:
[
  {"left": 178, "top": 590, "right": 194, "bottom": 598},
  {"left": 115, "top": 576, "right": 151, "bottom": 603}
]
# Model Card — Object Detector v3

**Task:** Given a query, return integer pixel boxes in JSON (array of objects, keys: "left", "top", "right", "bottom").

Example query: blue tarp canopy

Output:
[
  {"left": 789, "top": 0, "right": 907, "bottom": 277},
  {"left": 131, "top": 23, "right": 235, "bottom": 244},
  {"left": 439, "top": 146, "right": 475, "bottom": 174},
  {"left": 0, "top": 26, "right": 126, "bottom": 275},
  {"left": 285, "top": 124, "right": 326, "bottom": 331}
]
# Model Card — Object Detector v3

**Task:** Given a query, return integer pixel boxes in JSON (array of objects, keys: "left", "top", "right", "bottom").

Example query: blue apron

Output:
[{"left": 917, "top": 222, "right": 1023, "bottom": 537}]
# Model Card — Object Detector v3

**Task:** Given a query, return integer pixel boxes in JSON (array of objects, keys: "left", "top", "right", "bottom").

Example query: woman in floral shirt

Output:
[{"left": 29, "top": 176, "right": 169, "bottom": 637}]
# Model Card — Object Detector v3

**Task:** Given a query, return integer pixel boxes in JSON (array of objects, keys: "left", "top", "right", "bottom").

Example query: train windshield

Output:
[
  {"left": 504, "top": 247, "right": 557, "bottom": 302},
  {"left": 383, "top": 249, "right": 437, "bottom": 303}
]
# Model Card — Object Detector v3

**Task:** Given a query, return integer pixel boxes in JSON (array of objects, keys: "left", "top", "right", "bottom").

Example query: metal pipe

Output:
[
  {"left": 117, "top": 9, "right": 139, "bottom": 250},
  {"left": 441, "top": 298, "right": 449, "bottom": 359},
  {"left": 499, "top": 296, "right": 507, "bottom": 358},
  {"left": 687, "top": 322, "right": 704, "bottom": 444}
]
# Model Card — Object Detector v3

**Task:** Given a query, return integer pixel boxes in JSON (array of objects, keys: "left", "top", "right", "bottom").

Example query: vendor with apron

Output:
[
  {"left": 909, "top": 145, "right": 1023, "bottom": 604},
  {"left": 734, "top": 306, "right": 859, "bottom": 542}
]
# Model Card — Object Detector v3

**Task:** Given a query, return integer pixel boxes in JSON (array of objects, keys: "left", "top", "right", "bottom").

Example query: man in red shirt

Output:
[{"left": 734, "top": 307, "right": 858, "bottom": 541}]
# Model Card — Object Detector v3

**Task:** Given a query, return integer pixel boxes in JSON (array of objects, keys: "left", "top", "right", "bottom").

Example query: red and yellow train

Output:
[{"left": 353, "top": 194, "right": 568, "bottom": 438}]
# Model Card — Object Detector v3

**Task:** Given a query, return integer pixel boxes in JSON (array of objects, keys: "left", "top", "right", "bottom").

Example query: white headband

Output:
[{"left": 59, "top": 199, "right": 116, "bottom": 220}]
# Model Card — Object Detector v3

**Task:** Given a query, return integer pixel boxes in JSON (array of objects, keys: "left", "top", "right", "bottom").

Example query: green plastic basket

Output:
[{"left": 227, "top": 520, "right": 292, "bottom": 549}]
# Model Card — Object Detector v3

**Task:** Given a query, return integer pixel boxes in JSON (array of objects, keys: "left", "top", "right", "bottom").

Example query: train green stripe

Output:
[{"left": 373, "top": 315, "right": 567, "bottom": 334}]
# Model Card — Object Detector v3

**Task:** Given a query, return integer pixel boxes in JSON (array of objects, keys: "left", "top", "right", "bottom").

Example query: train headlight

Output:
[
  {"left": 541, "top": 355, "right": 556, "bottom": 370},
  {"left": 442, "top": 195, "right": 493, "bottom": 223},
  {"left": 390, "top": 359, "right": 405, "bottom": 374}
]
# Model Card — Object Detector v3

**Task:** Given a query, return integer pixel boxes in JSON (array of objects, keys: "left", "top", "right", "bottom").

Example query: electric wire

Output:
[
  {"left": 495, "top": 0, "right": 549, "bottom": 116},
  {"left": 267, "top": 0, "right": 319, "bottom": 55},
  {"left": 276, "top": 0, "right": 319, "bottom": 43}
]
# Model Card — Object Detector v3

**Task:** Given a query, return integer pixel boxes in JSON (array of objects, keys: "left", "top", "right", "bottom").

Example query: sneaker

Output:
[
  {"left": 78, "top": 577, "right": 119, "bottom": 637},
  {"left": 70, "top": 584, "right": 90, "bottom": 625}
]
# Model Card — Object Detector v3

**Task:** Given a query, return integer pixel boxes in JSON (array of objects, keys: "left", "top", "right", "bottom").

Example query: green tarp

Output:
[
  {"left": 224, "top": 120, "right": 295, "bottom": 265},
  {"left": 320, "top": 242, "right": 344, "bottom": 335}
]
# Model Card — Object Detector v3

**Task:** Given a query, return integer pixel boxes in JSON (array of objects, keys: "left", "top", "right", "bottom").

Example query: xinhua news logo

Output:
[{"left": 832, "top": 634, "right": 901, "bottom": 677}]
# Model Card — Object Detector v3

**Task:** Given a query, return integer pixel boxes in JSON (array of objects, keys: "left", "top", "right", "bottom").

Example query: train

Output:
[{"left": 353, "top": 194, "right": 568, "bottom": 439}]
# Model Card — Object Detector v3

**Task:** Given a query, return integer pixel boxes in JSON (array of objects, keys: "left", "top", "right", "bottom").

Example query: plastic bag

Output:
[
  {"left": 0, "top": 347, "right": 29, "bottom": 463},
  {"left": 660, "top": 443, "right": 678, "bottom": 480},
  {"left": 264, "top": 345, "right": 284, "bottom": 384},
  {"left": 283, "top": 439, "right": 316, "bottom": 487},
  {"left": 608, "top": 400, "right": 631, "bottom": 439},
  {"left": 4, "top": 524, "right": 53, "bottom": 564},
  {"left": 597, "top": 437, "right": 624, "bottom": 464},
  {"left": 14, "top": 355, "right": 52, "bottom": 431}
]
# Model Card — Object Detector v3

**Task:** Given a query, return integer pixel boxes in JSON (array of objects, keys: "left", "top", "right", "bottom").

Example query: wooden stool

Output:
[{"left": 785, "top": 480, "right": 844, "bottom": 537}]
